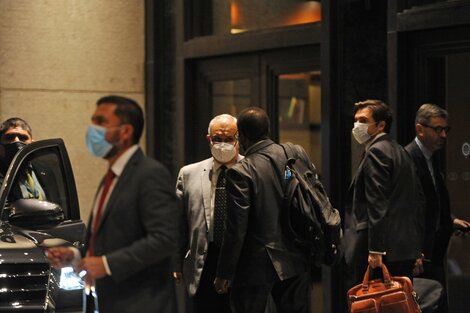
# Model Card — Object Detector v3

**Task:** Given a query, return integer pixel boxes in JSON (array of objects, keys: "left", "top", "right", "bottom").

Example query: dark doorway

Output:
[
  {"left": 401, "top": 26, "right": 470, "bottom": 313},
  {"left": 445, "top": 52, "right": 470, "bottom": 313}
]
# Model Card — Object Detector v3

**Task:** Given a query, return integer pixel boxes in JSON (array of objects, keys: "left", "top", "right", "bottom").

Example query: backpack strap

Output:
[
  {"left": 281, "top": 142, "right": 297, "bottom": 161},
  {"left": 281, "top": 142, "right": 319, "bottom": 177}
]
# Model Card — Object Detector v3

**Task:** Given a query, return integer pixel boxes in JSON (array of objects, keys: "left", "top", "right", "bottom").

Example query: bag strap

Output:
[
  {"left": 282, "top": 142, "right": 317, "bottom": 170},
  {"left": 361, "top": 264, "right": 393, "bottom": 291},
  {"left": 258, "top": 145, "right": 289, "bottom": 191},
  {"left": 281, "top": 142, "right": 296, "bottom": 160}
]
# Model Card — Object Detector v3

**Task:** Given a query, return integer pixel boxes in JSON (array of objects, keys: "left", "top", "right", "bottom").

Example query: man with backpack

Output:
[{"left": 214, "top": 107, "right": 324, "bottom": 313}]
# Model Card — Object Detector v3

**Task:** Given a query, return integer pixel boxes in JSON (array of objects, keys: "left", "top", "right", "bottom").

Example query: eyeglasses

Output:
[{"left": 420, "top": 123, "right": 451, "bottom": 134}]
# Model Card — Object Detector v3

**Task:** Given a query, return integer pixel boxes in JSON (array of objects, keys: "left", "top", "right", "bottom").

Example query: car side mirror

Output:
[{"left": 7, "top": 198, "right": 64, "bottom": 228}]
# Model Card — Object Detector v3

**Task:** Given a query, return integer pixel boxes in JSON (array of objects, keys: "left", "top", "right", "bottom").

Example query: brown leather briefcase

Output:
[{"left": 347, "top": 264, "right": 421, "bottom": 313}]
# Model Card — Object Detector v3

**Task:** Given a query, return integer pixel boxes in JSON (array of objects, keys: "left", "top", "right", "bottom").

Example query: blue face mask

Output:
[{"left": 85, "top": 125, "right": 113, "bottom": 158}]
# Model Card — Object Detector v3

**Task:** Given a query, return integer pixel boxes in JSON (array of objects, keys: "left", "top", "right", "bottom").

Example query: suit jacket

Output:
[
  {"left": 175, "top": 156, "right": 243, "bottom": 296},
  {"left": 216, "top": 139, "right": 308, "bottom": 285},
  {"left": 84, "top": 148, "right": 177, "bottom": 313},
  {"left": 175, "top": 157, "right": 214, "bottom": 296},
  {"left": 32, "top": 159, "right": 61, "bottom": 202},
  {"left": 344, "top": 135, "right": 424, "bottom": 267},
  {"left": 405, "top": 140, "right": 452, "bottom": 261}
]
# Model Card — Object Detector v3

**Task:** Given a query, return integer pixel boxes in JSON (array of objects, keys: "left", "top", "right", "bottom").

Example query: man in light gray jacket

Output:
[{"left": 174, "top": 114, "right": 242, "bottom": 313}]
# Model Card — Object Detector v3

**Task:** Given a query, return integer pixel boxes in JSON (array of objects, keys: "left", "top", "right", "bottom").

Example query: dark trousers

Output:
[
  {"left": 230, "top": 271, "right": 309, "bottom": 313},
  {"left": 193, "top": 243, "right": 230, "bottom": 313},
  {"left": 417, "top": 259, "right": 448, "bottom": 313},
  {"left": 85, "top": 292, "right": 96, "bottom": 313},
  {"left": 375, "top": 259, "right": 415, "bottom": 281}
]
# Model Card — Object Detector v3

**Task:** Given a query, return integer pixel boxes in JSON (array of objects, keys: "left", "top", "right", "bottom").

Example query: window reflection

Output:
[
  {"left": 212, "top": 79, "right": 251, "bottom": 116},
  {"left": 278, "top": 70, "right": 322, "bottom": 310},
  {"left": 10, "top": 148, "right": 68, "bottom": 217},
  {"left": 278, "top": 71, "right": 321, "bottom": 174}
]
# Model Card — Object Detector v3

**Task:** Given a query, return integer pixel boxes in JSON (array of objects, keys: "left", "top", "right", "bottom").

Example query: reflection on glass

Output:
[
  {"left": 212, "top": 79, "right": 251, "bottom": 116},
  {"left": 278, "top": 70, "right": 323, "bottom": 312},
  {"left": 9, "top": 149, "right": 67, "bottom": 212},
  {"left": 212, "top": 0, "right": 321, "bottom": 35},
  {"left": 278, "top": 71, "right": 321, "bottom": 175}
]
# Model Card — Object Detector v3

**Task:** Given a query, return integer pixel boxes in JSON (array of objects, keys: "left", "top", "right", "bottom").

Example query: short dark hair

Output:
[
  {"left": 354, "top": 99, "right": 393, "bottom": 133},
  {"left": 237, "top": 107, "right": 270, "bottom": 141},
  {"left": 415, "top": 103, "right": 448, "bottom": 125},
  {"left": 97, "top": 95, "right": 144, "bottom": 144},
  {"left": 0, "top": 117, "right": 32, "bottom": 138}
]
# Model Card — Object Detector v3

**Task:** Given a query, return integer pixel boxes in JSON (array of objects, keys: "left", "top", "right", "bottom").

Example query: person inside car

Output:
[{"left": 0, "top": 117, "right": 47, "bottom": 201}]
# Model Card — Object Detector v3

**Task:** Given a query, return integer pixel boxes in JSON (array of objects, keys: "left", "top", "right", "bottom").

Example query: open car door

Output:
[{"left": 0, "top": 138, "right": 85, "bottom": 312}]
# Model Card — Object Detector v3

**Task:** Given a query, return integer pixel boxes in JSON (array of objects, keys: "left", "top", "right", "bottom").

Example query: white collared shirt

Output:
[
  {"left": 91, "top": 145, "right": 139, "bottom": 224},
  {"left": 91, "top": 144, "right": 139, "bottom": 275}
]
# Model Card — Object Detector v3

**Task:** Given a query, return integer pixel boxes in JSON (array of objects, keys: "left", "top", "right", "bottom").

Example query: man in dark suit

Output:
[
  {"left": 47, "top": 95, "right": 178, "bottom": 313},
  {"left": 405, "top": 103, "right": 470, "bottom": 312},
  {"left": 343, "top": 99, "right": 424, "bottom": 286},
  {"left": 214, "top": 107, "right": 311, "bottom": 313},
  {"left": 173, "top": 114, "right": 242, "bottom": 313}
]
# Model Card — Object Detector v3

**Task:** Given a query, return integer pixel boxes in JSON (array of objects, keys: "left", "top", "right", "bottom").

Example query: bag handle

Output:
[{"left": 361, "top": 264, "right": 393, "bottom": 291}]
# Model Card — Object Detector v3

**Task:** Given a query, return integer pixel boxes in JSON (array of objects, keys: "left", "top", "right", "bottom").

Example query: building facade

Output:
[{"left": 146, "top": 1, "right": 470, "bottom": 312}]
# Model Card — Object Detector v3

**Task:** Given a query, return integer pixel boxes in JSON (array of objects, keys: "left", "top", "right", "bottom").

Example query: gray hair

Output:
[
  {"left": 415, "top": 104, "right": 448, "bottom": 124},
  {"left": 207, "top": 114, "right": 237, "bottom": 134}
]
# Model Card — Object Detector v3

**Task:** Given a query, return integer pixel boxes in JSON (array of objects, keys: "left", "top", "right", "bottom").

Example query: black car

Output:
[{"left": 0, "top": 139, "right": 85, "bottom": 312}]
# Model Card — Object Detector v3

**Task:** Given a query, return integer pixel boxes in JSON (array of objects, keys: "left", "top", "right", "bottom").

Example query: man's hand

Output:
[
  {"left": 214, "top": 277, "right": 229, "bottom": 294},
  {"left": 368, "top": 253, "right": 383, "bottom": 269},
  {"left": 46, "top": 247, "right": 75, "bottom": 268},
  {"left": 413, "top": 256, "right": 424, "bottom": 276},
  {"left": 453, "top": 218, "right": 470, "bottom": 236},
  {"left": 173, "top": 272, "right": 183, "bottom": 284},
  {"left": 77, "top": 256, "right": 108, "bottom": 284}
]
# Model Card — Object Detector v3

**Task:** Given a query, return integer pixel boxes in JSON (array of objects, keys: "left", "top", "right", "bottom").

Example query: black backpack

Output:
[{"left": 280, "top": 143, "right": 342, "bottom": 266}]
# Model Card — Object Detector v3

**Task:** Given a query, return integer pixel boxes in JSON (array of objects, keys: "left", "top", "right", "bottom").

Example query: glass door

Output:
[
  {"left": 187, "top": 55, "right": 259, "bottom": 163},
  {"left": 262, "top": 47, "right": 323, "bottom": 312},
  {"left": 277, "top": 71, "right": 322, "bottom": 172},
  {"left": 445, "top": 52, "right": 470, "bottom": 313},
  {"left": 261, "top": 46, "right": 321, "bottom": 171}
]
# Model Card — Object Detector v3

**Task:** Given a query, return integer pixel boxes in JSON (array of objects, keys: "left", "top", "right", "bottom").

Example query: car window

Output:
[{"left": 8, "top": 147, "right": 70, "bottom": 220}]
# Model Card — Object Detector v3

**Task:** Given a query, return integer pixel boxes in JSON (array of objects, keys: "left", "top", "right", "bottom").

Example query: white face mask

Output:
[
  {"left": 352, "top": 122, "right": 371, "bottom": 145},
  {"left": 211, "top": 142, "right": 236, "bottom": 163}
]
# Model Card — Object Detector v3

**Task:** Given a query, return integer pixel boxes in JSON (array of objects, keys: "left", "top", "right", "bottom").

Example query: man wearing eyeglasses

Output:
[
  {"left": 173, "top": 114, "right": 242, "bottom": 313},
  {"left": 405, "top": 103, "right": 470, "bottom": 313}
]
